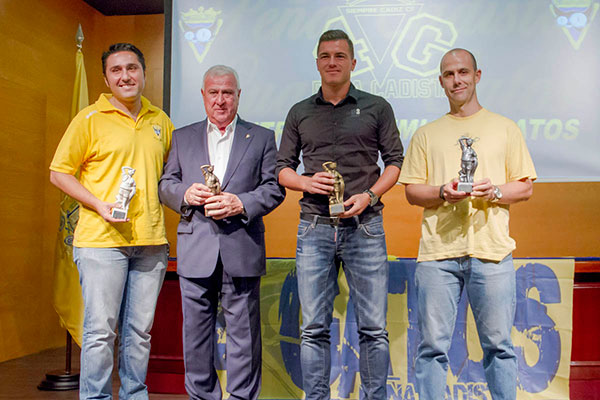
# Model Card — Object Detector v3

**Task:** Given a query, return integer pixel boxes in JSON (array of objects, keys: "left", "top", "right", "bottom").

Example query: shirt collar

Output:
[
  {"left": 96, "top": 93, "right": 153, "bottom": 117},
  {"left": 207, "top": 115, "right": 238, "bottom": 137},
  {"left": 315, "top": 83, "right": 358, "bottom": 105}
]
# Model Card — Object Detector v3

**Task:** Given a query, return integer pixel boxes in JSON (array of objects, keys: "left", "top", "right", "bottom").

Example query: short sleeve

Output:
[
  {"left": 49, "top": 112, "right": 92, "bottom": 175},
  {"left": 398, "top": 127, "right": 428, "bottom": 184},
  {"left": 506, "top": 122, "right": 537, "bottom": 182}
]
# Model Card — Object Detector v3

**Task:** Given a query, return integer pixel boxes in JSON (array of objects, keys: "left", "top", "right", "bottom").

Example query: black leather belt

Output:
[{"left": 300, "top": 211, "right": 380, "bottom": 226}]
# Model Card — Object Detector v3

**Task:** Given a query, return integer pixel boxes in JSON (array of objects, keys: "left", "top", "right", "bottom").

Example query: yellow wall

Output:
[
  {"left": 1, "top": 0, "right": 597, "bottom": 363},
  {"left": 0, "top": 0, "right": 166, "bottom": 362}
]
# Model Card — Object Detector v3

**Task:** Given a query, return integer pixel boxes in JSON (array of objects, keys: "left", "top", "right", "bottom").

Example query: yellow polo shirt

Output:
[
  {"left": 50, "top": 94, "right": 173, "bottom": 247},
  {"left": 399, "top": 108, "right": 537, "bottom": 262}
]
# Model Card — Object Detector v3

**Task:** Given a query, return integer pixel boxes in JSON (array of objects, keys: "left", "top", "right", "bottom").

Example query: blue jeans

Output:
[
  {"left": 296, "top": 214, "right": 390, "bottom": 400},
  {"left": 414, "top": 255, "right": 517, "bottom": 400},
  {"left": 73, "top": 245, "right": 168, "bottom": 400}
]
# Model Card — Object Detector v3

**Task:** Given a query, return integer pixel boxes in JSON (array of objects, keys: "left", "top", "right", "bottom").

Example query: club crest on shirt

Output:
[{"left": 153, "top": 125, "right": 162, "bottom": 137}]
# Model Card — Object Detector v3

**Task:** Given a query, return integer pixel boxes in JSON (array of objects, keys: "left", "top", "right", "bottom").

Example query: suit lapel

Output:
[
  {"left": 221, "top": 118, "right": 254, "bottom": 189},
  {"left": 194, "top": 120, "right": 211, "bottom": 183}
]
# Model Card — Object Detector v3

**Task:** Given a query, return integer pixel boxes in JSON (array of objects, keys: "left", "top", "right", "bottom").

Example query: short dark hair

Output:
[
  {"left": 440, "top": 48, "right": 478, "bottom": 72},
  {"left": 102, "top": 43, "right": 146, "bottom": 75},
  {"left": 317, "top": 29, "right": 354, "bottom": 59}
]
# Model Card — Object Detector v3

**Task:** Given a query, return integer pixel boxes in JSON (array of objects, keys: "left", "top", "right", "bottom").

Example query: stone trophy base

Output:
[
  {"left": 329, "top": 203, "right": 345, "bottom": 216},
  {"left": 457, "top": 182, "right": 473, "bottom": 193},
  {"left": 111, "top": 208, "right": 127, "bottom": 220}
]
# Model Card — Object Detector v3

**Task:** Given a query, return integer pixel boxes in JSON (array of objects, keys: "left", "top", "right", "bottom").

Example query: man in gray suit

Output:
[{"left": 159, "top": 65, "right": 284, "bottom": 400}]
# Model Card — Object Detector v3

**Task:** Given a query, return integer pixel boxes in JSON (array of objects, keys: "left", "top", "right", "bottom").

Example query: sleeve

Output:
[
  {"left": 377, "top": 100, "right": 404, "bottom": 169},
  {"left": 398, "top": 128, "right": 428, "bottom": 184},
  {"left": 158, "top": 129, "right": 190, "bottom": 216},
  {"left": 276, "top": 105, "right": 302, "bottom": 176},
  {"left": 506, "top": 122, "right": 537, "bottom": 182},
  {"left": 49, "top": 113, "right": 91, "bottom": 174},
  {"left": 237, "top": 129, "right": 286, "bottom": 222},
  {"left": 163, "top": 115, "right": 174, "bottom": 160}
]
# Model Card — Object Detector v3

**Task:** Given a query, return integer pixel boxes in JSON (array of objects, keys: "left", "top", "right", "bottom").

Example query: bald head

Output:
[{"left": 440, "top": 48, "right": 478, "bottom": 73}]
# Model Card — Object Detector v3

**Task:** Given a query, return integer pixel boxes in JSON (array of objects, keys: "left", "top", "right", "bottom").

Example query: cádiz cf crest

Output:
[
  {"left": 550, "top": 0, "right": 599, "bottom": 49},
  {"left": 179, "top": 7, "right": 223, "bottom": 64}
]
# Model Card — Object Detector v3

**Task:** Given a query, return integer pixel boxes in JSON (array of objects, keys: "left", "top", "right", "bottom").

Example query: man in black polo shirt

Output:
[{"left": 277, "top": 29, "right": 403, "bottom": 400}]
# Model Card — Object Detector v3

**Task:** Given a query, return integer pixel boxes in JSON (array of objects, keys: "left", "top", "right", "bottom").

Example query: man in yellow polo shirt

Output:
[
  {"left": 399, "top": 49, "right": 536, "bottom": 400},
  {"left": 49, "top": 43, "right": 173, "bottom": 400}
]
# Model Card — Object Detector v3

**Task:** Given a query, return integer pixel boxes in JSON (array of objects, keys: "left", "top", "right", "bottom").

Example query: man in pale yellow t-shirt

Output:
[
  {"left": 399, "top": 49, "right": 536, "bottom": 400},
  {"left": 50, "top": 43, "right": 173, "bottom": 400}
]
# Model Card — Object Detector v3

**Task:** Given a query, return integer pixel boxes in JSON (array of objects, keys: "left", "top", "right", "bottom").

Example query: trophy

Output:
[
  {"left": 201, "top": 165, "right": 221, "bottom": 195},
  {"left": 111, "top": 167, "right": 136, "bottom": 219},
  {"left": 457, "top": 136, "right": 478, "bottom": 193},
  {"left": 201, "top": 165, "right": 221, "bottom": 216},
  {"left": 323, "top": 161, "right": 345, "bottom": 216}
]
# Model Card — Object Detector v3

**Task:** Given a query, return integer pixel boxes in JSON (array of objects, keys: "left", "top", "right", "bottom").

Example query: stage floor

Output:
[{"left": 0, "top": 346, "right": 186, "bottom": 399}]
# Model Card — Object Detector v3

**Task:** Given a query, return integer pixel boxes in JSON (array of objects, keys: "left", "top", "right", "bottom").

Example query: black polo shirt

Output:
[{"left": 277, "top": 84, "right": 404, "bottom": 216}]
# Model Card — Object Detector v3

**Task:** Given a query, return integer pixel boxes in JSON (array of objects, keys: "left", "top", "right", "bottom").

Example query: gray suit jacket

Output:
[{"left": 158, "top": 117, "right": 285, "bottom": 278}]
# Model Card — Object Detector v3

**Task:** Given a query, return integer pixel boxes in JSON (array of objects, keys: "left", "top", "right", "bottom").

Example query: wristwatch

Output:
[
  {"left": 493, "top": 185, "right": 503, "bottom": 201},
  {"left": 364, "top": 189, "right": 379, "bottom": 207}
]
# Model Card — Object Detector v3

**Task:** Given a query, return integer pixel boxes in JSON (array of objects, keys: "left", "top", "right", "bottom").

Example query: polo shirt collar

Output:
[{"left": 96, "top": 93, "right": 153, "bottom": 117}]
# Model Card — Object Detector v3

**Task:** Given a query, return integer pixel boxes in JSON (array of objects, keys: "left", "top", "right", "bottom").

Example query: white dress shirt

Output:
[{"left": 207, "top": 115, "right": 237, "bottom": 183}]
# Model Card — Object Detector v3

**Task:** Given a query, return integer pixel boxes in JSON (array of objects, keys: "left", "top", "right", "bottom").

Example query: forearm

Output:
[
  {"left": 405, "top": 183, "right": 444, "bottom": 208},
  {"left": 50, "top": 170, "right": 101, "bottom": 210},
  {"left": 278, "top": 167, "right": 308, "bottom": 192},
  {"left": 369, "top": 165, "right": 400, "bottom": 197},
  {"left": 496, "top": 178, "right": 533, "bottom": 204}
]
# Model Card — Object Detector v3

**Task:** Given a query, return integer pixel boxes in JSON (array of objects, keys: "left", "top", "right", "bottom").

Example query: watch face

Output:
[
  {"left": 494, "top": 187, "right": 503, "bottom": 199},
  {"left": 370, "top": 192, "right": 379, "bottom": 206}
]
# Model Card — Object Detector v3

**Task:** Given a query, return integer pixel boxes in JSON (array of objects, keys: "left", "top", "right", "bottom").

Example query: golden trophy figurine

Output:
[
  {"left": 201, "top": 164, "right": 222, "bottom": 217},
  {"left": 323, "top": 161, "right": 345, "bottom": 216},
  {"left": 201, "top": 164, "right": 222, "bottom": 195}
]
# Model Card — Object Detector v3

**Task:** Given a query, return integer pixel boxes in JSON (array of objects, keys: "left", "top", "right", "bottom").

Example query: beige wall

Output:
[
  {"left": 264, "top": 182, "right": 600, "bottom": 258},
  {"left": 0, "top": 0, "right": 597, "bottom": 363}
]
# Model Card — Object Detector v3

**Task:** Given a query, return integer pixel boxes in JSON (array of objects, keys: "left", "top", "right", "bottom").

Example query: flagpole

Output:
[{"left": 38, "top": 24, "right": 86, "bottom": 392}]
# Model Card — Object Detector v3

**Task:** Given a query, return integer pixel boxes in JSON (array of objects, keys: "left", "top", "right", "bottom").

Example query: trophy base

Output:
[
  {"left": 111, "top": 208, "right": 127, "bottom": 220},
  {"left": 329, "top": 203, "right": 345, "bottom": 216},
  {"left": 457, "top": 182, "right": 473, "bottom": 193}
]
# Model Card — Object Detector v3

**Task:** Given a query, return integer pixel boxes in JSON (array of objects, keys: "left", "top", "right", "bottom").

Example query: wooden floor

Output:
[{"left": 0, "top": 346, "right": 187, "bottom": 399}]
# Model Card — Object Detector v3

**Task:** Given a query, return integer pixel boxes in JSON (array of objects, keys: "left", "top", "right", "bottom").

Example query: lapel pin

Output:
[{"left": 245, "top": 134, "right": 250, "bottom": 139}]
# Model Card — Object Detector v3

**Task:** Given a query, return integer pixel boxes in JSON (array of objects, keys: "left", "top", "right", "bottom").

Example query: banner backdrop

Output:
[
  {"left": 170, "top": 0, "right": 600, "bottom": 182},
  {"left": 211, "top": 258, "right": 574, "bottom": 399}
]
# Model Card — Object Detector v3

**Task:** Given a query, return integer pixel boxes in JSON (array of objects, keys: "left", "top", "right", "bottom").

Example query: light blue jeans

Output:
[
  {"left": 414, "top": 255, "right": 517, "bottom": 400},
  {"left": 73, "top": 245, "right": 167, "bottom": 400},
  {"left": 296, "top": 214, "right": 390, "bottom": 400}
]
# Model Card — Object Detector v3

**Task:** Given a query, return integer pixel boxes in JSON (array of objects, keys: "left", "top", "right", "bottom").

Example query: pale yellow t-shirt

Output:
[
  {"left": 399, "top": 108, "right": 537, "bottom": 262},
  {"left": 50, "top": 94, "right": 173, "bottom": 247}
]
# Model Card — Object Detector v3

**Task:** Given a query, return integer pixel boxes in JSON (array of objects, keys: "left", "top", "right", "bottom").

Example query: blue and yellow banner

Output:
[{"left": 214, "top": 258, "right": 573, "bottom": 399}]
